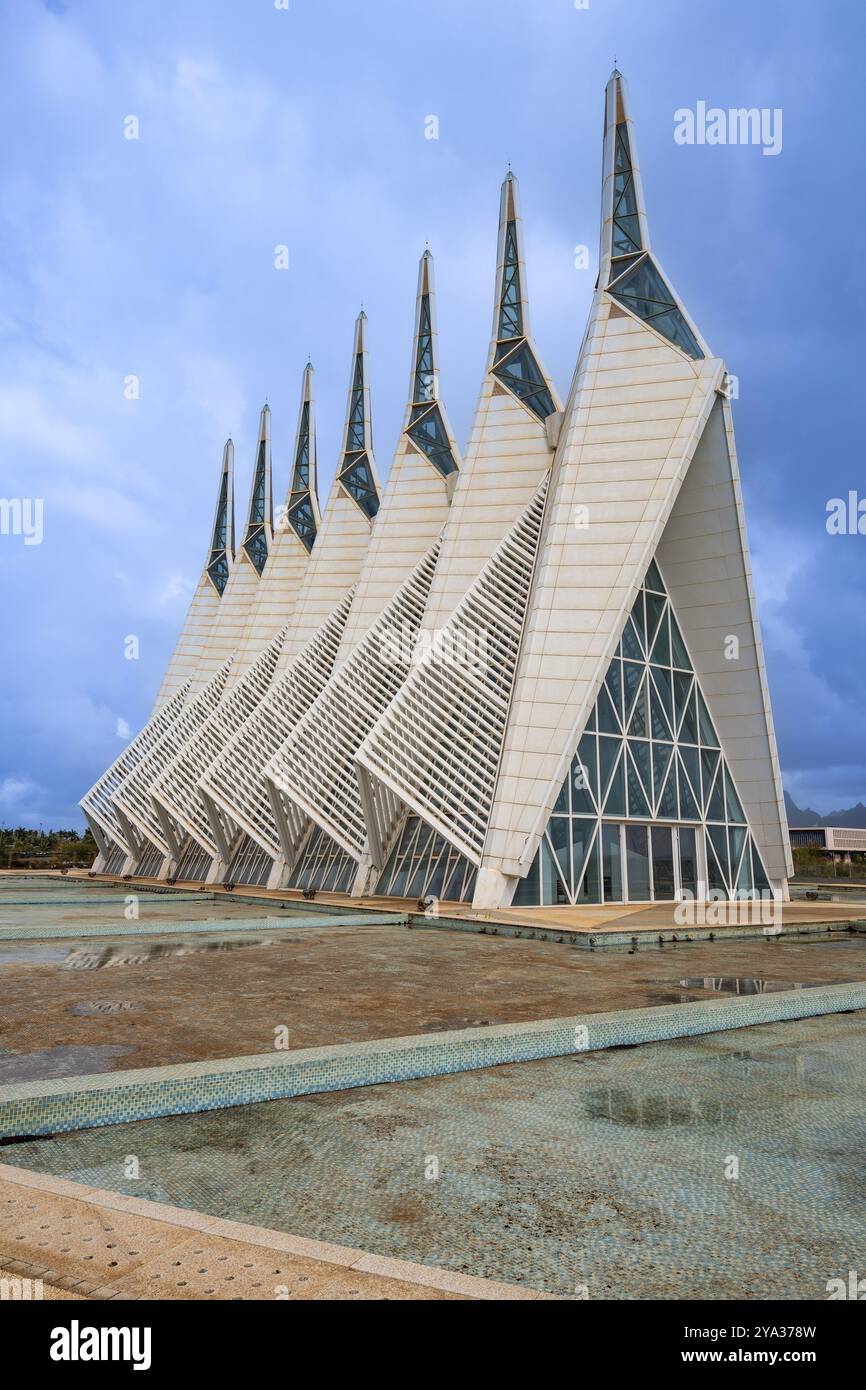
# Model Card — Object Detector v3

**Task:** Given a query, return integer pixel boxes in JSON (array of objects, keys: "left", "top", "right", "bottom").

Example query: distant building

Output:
[{"left": 789, "top": 827, "right": 866, "bottom": 859}]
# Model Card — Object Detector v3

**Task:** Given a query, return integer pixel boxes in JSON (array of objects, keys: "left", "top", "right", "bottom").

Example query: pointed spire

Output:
[
  {"left": 405, "top": 249, "right": 459, "bottom": 477},
  {"left": 206, "top": 438, "right": 234, "bottom": 595},
  {"left": 600, "top": 70, "right": 706, "bottom": 360},
  {"left": 284, "top": 361, "right": 321, "bottom": 553},
  {"left": 600, "top": 68, "right": 650, "bottom": 288},
  {"left": 338, "top": 311, "right": 380, "bottom": 519},
  {"left": 242, "top": 403, "right": 273, "bottom": 575},
  {"left": 487, "top": 173, "right": 557, "bottom": 421},
  {"left": 492, "top": 170, "right": 531, "bottom": 355}
]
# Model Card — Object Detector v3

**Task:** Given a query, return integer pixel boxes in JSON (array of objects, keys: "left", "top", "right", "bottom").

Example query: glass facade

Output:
[
  {"left": 289, "top": 825, "right": 356, "bottom": 894},
  {"left": 513, "top": 561, "right": 771, "bottom": 906},
  {"left": 490, "top": 217, "right": 555, "bottom": 421},
  {"left": 376, "top": 814, "right": 476, "bottom": 904}
]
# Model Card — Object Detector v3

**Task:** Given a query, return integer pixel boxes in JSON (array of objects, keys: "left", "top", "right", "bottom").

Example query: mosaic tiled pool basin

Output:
[
  {"left": 2, "top": 922, "right": 866, "bottom": 1075},
  {"left": 5, "top": 1010, "right": 864, "bottom": 1300}
]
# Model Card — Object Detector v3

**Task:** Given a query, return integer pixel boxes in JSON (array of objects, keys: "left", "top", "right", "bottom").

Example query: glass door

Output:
[
  {"left": 624, "top": 825, "right": 651, "bottom": 901},
  {"left": 651, "top": 825, "right": 676, "bottom": 899},
  {"left": 601, "top": 822, "right": 623, "bottom": 902},
  {"left": 678, "top": 826, "right": 698, "bottom": 898}
]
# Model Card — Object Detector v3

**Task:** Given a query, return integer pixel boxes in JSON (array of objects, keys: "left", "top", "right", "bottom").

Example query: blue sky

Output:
[{"left": 1, "top": 0, "right": 863, "bottom": 829}]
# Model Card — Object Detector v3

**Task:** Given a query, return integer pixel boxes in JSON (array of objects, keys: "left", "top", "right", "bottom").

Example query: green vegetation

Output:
[
  {"left": 0, "top": 827, "right": 97, "bottom": 869},
  {"left": 792, "top": 845, "right": 866, "bottom": 883}
]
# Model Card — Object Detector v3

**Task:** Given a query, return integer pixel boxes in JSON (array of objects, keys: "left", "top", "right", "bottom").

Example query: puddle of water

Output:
[
  {"left": 70, "top": 1001, "right": 145, "bottom": 1016},
  {"left": 0, "top": 946, "right": 69, "bottom": 964},
  {"left": 0, "top": 1044, "right": 134, "bottom": 1083},
  {"left": 61, "top": 938, "right": 272, "bottom": 970}
]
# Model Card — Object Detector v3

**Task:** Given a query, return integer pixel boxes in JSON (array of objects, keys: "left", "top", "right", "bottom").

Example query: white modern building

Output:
[{"left": 82, "top": 71, "right": 792, "bottom": 909}]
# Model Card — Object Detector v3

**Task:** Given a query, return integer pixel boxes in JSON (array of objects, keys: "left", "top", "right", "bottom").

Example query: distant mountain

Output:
[{"left": 784, "top": 790, "right": 866, "bottom": 829}]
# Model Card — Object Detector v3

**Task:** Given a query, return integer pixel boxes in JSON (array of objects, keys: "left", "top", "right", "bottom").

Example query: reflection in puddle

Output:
[
  {"left": 584, "top": 1086, "right": 737, "bottom": 1129},
  {"left": 674, "top": 976, "right": 845, "bottom": 995},
  {"left": 62, "top": 938, "right": 271, "bottom": 970}
]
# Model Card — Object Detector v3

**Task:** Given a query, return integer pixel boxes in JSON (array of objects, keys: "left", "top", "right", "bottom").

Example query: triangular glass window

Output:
[
  {"left": 597, "top": 683, "right": 621, "bottom": 735},
  {"left": 414, "top": 295, "right": 435, "bottom": 404},
  {"left": 609, "top": 256, "right": 704, "bottom": 360},
  {"left": 407, "top": 403, "right": 458, "bottom": 476},
  {"left": 626, "top": 744, "right": 652, "bottom": 818},
  {"left": 603, "top": 751, "right": 626, "bottom": 816},
  {"left": 697, "top": 689, "right": 719, "bottom": 748},
  {"left": 498, "top": 219, "right": 523, "bottom": 341},
  {"left": 608, "top": 253, "right": 643, "bottom": 286},
  {"left": 621, "top": 614, "right": 643, "bottom": 661},
  {"left": 628, "top": 676, "right": 648, "bottom": 737},
  {"left": 573, "top": 732, "right": 597, "bottom": 813},
  {"left": 677, "top": 756, "right": 700, "bottom": 820},
  {"left": 645, "top": 558, "right": 665, "bottom": 593},
  {"left": 623, "top": 659, "right": 643, "bottom": 722},
  {"left": 724, "top": 768, "right": 747, "bottom": 825},
  {"left": 606, "top": 657, "right": 624, "bottom": 725},
  {"left": 669, "top": 611, "right": 691, "bottom": 670},
  {"left": 347, "top": 354, "right": 366, "bottom": 451},
  {"left": 652, "top": 740, "right": 673, "bottom": 808},
  {"left": 340, "top": 455, "right": 379, "bottom": 519},
  {"left": 491, "top": 341, "right": 555, "bottom": 421},
  {"left": 657, "top": 761, "right": 678, "bottom": 818},
  {"left": 547, "top": 816, "right": 571, "bottom": 887},
  {"left": 243, "top": 524, "right": 268, "bottom": 575},
  {"left": 247, "top": 441, "right": 268, "bottom": 526},
  {"left": 288, "top": 497, "right": 317, "bottom": 553},
  {"left": 645, "top": 589, "right": 666, "bottom": 648},
  {"left": 598, "top": 734, "right": 620, "bottom": 802},
  {"left": 293, "top": 403, "right": 310, "bottom": 488},
  {"left": 650, "top": 609, "right": 671, "bottom": 667},
  {"left": 611, "top": 124, "right": 643, "bottom": 257},
  {"left": 207, "top": 552, "right": 229, "bottom": 595},
  {"left": 571, "top": 819, "right": 596, "bottom": 891}
]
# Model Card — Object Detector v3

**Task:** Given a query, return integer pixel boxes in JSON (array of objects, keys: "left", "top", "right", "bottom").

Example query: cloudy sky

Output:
[{"left": 1, "top": 0, "right": 863, "bottom": 829}]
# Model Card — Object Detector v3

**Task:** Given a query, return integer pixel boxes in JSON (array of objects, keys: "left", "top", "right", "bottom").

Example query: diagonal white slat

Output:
[
  {"left": 110, "top": 657, "right": 234, "bottom": 857},
  {"left": 80, "top": 681, "right": 192, "bottom": 856},
  {"left": 356, "top": 479, "right": 548, "bottom": 867},
  {"left": 151, "top": 627, "right": 289, "bottom": 857},
  {"left": 198, "top": 590, "right": 356, "bottom": 861},
  {"left": 263, "top": 542, "right": 441, "bottom": 863}
]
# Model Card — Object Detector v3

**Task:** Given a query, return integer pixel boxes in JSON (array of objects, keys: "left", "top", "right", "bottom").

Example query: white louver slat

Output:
[
  {"left": 109, "top": 657, "right": 234, "bottom": 857},
  {"left": 197, "top": 590, "right": 356, "bottom": 862},
  {"left": 151, "top": 627, "right": 288, "bottom": 858},
  {"left": 80, "top": 681, "right": 192, "bottom": 856},
  {"left": 356, "top": 480, "right": 548, "bottom": 866},
  {"left": 263, "top": 542, "right": 441, "bottom": 863}
]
